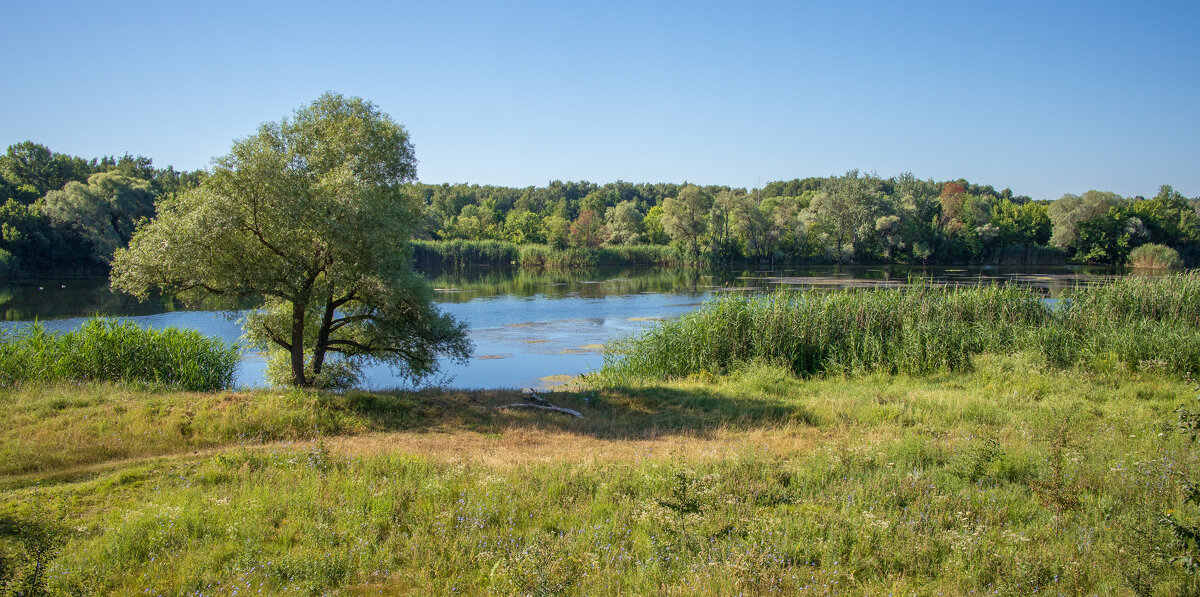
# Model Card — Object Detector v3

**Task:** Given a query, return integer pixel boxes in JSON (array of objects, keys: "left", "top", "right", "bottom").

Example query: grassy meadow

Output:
[{"left": 5, "top": 276, "right": 1200, "bottom": 594}]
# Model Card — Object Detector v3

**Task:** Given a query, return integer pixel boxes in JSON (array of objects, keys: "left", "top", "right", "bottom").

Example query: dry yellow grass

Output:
[{"left": 325, "top": 424, "right": 825, "bottom": 468}]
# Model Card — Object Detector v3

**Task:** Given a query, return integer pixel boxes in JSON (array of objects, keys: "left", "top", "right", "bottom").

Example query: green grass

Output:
[
  {"left": 7, "top": 274, "right": 1200, "bottom": 594},
  {"left": 3, "top": 355, "right": 1200, "bottom": 594},
  {"left": 0, "top": 319, "right": 238, "bottom": 391}
]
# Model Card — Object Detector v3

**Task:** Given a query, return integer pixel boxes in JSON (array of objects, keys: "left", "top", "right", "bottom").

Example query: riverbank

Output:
[{"left": 3, "top": 356, "right": 1197, "bottom": 594}]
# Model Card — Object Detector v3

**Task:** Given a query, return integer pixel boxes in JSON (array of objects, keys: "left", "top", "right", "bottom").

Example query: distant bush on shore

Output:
[
  {"left": 0, "top": 319, "right": 238, "bottom": 391},
  {"left": 1127, "top": 243, "right": 1183, "bottom": 270}
]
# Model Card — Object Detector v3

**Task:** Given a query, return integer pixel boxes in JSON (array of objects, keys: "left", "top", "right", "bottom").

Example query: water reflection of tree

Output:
[{"left": 1, "top": 278, "right": 198, "bottom": 321}]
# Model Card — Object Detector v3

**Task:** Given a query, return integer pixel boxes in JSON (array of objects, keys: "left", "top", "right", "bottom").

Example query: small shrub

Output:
[
  {"left": 1128, "top": 243, "right": 1183, "bottom": 270},
  {"left": 0, "top": 503, "right": 64, "bottom": 597}
]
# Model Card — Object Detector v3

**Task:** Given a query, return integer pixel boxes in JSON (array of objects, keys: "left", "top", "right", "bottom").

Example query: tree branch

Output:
[
  {"left": 261, "top": 322, "right": 292, "bottom": 351},
  {"left": 328, "top": 313, "right": 372, "bottom": 333}
]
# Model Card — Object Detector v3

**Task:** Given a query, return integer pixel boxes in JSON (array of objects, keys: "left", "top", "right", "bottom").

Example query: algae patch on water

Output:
[
  {"left": 559, "top": 344, "right": 605, "bottom": 354},
  {"left": 537, "top": 374, "right": 581, "bottom": 389}
]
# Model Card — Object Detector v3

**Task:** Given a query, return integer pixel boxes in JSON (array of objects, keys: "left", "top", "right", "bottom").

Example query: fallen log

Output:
[
  {"left": 496, "top": 403, "right": 583, "bottom": 418},
  {"left": 521, "top": 387, "right": 549, "bottom": 404}
]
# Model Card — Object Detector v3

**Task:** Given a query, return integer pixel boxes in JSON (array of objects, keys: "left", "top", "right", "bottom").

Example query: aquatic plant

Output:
[
  {"left": 0, "top": 318, "right": 238, "bottom": 391},
  {"left": 597, "top": 283, "right": 1049, "bottom": 383},
  {"left": 599, "top": 273, "right": 1200, "bottom": 384}
]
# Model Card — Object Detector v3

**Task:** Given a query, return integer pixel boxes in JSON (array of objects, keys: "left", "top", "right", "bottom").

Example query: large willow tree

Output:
[{"left": 112, "top": 93, "right": 471, "bottom": 388}]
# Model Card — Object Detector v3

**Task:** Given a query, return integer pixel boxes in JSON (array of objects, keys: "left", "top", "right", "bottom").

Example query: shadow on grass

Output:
[
  {"left": 330, "top": 384, "right": 818, "bottom": 440},
  {"left": 0, "top": 383, "right": 818, "bottom": 489},
  {"left": 0, "top": 506, "right": 63, "bottom": 593}
]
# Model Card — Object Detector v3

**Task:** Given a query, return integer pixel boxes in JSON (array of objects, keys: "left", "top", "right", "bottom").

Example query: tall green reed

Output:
[
  {"left": 600, "top": 273, "right": 1200, "bottom": 384},
  {"left": 0, "top": 319, "right": 238, "bottom": 391},
  {"left": 598, "top": 283, "right": 1049, "bottom": 384},
  {"left": 1041, "top": 273, "right": 1200, "bottom": 373}
]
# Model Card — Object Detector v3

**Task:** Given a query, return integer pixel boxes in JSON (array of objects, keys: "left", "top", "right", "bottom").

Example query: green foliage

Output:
[
  {"left": 0, "top": 140, "right": 204, "bottom": 276},
  {"left": 3, "top": 133, "right": 1194, "bottom": 273},
  {"left": 0, "top": 319, "right": 237, "bottom": 391},
  {"left": 604, "top": 200, "right": 645, "bottom": 245},
  {"left": 111, "top": 93, "right": 470, "bottom": 388},
  {"left": 660, "top": 184, "right": 712, "bottom": 258},
  {"left": 1128, "top": 243, "right": 1183, "bottom": 270},
  {"left": 40, "top": 171, "right": 155, "bottom": 264},
  {"left": 502, "top": 209, "right": 545, "bottom": 244}
]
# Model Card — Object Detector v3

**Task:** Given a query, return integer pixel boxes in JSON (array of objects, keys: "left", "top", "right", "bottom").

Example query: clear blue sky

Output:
[{"left": 2, "top": 0, "right": 1197, "bottom": 200}]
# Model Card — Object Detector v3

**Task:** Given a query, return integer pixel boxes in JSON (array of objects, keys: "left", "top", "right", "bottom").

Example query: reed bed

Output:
[
  {"left": 411, "top": 239, "right": 521, "bottom": 268},
  {"left": 1041, "top": 272, "right": 1200, "bottom": 373},
  {"left": 0, "top": 319, "right": 238, "bottom": 391},
  {"left": 599, "top": 284, "right": 1049, "bottom": 383},
  {"left": 412, "top": 239, "right": 685, "bottom": 269},
  {"left": 599, "top": 273, "right": 1200, "bottom": 383}
]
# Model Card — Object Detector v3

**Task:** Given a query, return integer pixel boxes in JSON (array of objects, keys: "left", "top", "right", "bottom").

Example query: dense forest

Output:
[
  {"left": 2, "top": 140, "right": 1197, "bottom": 277},
  {"left": 0, "top": 141, "right": 206, "bottom": 276}
]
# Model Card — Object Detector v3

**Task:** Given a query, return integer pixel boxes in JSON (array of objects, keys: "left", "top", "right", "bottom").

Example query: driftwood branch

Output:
[
  {"left": 495, "top": 388, "right": 584, "bottom": 418},
  {"left": 496, "top": 403, "right": 583, "bottom": 418}
]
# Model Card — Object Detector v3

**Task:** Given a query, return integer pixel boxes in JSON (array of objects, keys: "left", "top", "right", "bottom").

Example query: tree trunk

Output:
[
  {"left": 311, "top": 296, "right": 336, "bottom": 375},
  {"left": 291, "top": 300, "right": 309, "bottom": 387}
]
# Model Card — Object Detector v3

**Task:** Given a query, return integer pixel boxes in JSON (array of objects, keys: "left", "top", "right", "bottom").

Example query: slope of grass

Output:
[{"left": 3, "top": 354, "right": 1199, "bottom": 594}]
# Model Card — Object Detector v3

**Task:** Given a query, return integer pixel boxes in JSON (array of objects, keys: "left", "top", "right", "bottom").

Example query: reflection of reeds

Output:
[
  {"left": 0, "top": 319, "right": 238, "bottom": 391},
  {"left": 598, "top": 273, "right": 1200, "bottom": 383}
]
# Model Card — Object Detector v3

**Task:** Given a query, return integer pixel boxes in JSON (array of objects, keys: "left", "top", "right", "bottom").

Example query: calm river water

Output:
[{"left": 0, "top": 265, "right": 1122, "bottom": 390}]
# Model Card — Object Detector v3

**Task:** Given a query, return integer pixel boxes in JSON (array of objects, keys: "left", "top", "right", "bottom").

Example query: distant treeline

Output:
[
  {"left": 409, "top": 175, "right": 1199, "bottom": 267},
  {"left": 0, "top": 141, "right": 205, "bottom": 276},
  {"left": 3, "top": 140, "right": 1197, "bottom": 276}
]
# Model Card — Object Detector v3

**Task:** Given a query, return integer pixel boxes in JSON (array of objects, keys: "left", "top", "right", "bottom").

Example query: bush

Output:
[
  {"left": 1128, "top": 243, "right": 1183, "bottom": 270},
  {"left": 0, "top": 319, "right": 239, "bottom": 391}
]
